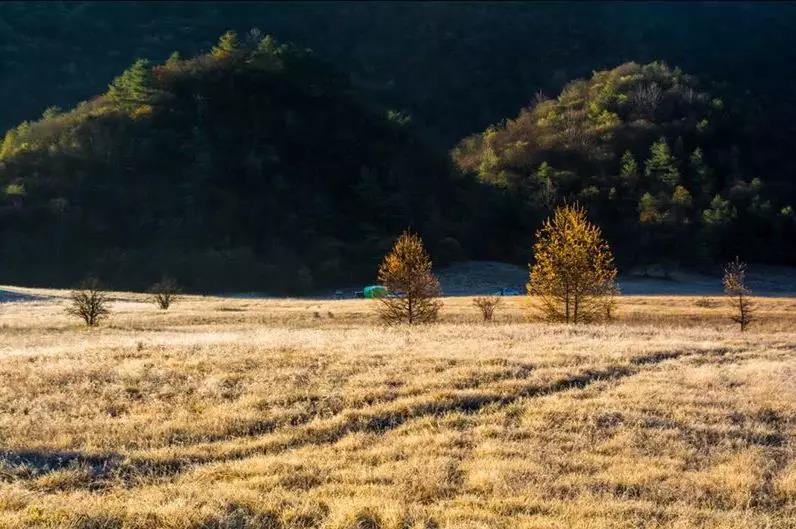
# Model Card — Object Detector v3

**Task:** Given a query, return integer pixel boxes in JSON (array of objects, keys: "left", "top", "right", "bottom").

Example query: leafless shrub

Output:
[
  {"left": 473, "top": 296, "right": 501, "bottom": 321},
  {"left": 149, "top": 277, "right": 180, "bottom": 310},
  {"left": 66, "top": 277, "right": 110, "bottom": 326},
  {"left": 633, "top": 82, "right": 662, "bottom": 117},
  {"left": 695, "top": 297, "right": 718, "bottom": 308}
]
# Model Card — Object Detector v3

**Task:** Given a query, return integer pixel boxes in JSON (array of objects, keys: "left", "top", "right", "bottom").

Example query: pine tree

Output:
[
  {"left": 528, "top": 204, "right": 618, "bottom": 323},
  {"left": 638, "top": 192, "right": 662, "bottom": 224},
  {"left": 534, "top": 161, "right": 557, "bottom": 210},
  {"left": 689, "top": 147, "right": 713, "bottom": 198},
  {"left": 107, "top": 58, "right": 159, "bottom": 111},
  {"left": 212, "top": 30, "right": 240, "bottom": 58},
  {"left": 619, "top": 150, "right": 639, "bottom": 187},
  {"left": 377, "top": 231, "right": 442, "bottom": 324},
  {"left": 41, "top": 106, "right": 62, "bottom": 120},
  {"left": 644, "top": 138, "right": 680, "bottom": 189},
  {"left": 703, "top": 195, "right": 736, "bottom": 227},
  {"left": 250, "top": 35, "right": 283, "bottom": 70},
  {"left": 257, "top": 34, "right": 281, "bottom": 55},
  {"left": 165, "top": 51, "right": 181, "bottom": 68},
  {"left": 670, "top": 185, "right": 693, "bottom": 224}
]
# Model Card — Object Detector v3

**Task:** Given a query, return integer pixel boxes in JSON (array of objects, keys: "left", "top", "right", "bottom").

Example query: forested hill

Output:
[
  {"left": 2, "top": 3, "right": 796, "bottom": 291},
  {"left": 453, "top": 62, "right": 796, "bottom": 267},
  {"left": 2, "top": 2, "right": 796, "bottom": 198},
  {"left": 0, "top": 34, "right": 474, "bottom": 291}
]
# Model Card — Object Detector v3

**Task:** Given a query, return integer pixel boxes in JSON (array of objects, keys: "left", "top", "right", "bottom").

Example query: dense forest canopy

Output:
[
  {"left": 454, "top": 62, "right": 796, "bottom": 267},
  {"left": 0, "top": 32, "right": 473, "bottom": 291},
  {"left": 1, "top": 2, "right": 796, "bottom": 291},
  {"left": 2, "top": 2, "right": 795, "bottom": 190}
]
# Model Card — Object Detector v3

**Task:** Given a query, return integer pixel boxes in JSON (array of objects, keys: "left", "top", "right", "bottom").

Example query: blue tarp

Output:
[{"left": 363, "top": 285, "right": 388, "bottom": 298}]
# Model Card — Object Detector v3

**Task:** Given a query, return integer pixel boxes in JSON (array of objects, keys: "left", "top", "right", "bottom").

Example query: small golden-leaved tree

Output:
[
  {"left": 377, "top": 231, "right": 442, "bottom": 324},
  {"left": 723, "top": 256, "right": 755, "bottom": 331},
  {"left": 528, "top": 204, "right": 618, "bottom": 323}
]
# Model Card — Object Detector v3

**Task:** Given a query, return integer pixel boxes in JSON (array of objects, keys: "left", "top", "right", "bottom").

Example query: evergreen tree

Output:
[
  {"left": 257, "top": 35, "right": 281, "bottom": 55},
  {"left": 250, "top": 35, "right": 283, "bottom": 70},
  {"left": 619, "top": 150, "right": 639, "bottom": 188},
  {"left": 700, "top": 194, "right": 737, "bottom": 258},
  {"left": 644, "top": 138, "right": 680, "bottom": 189},
  {"left": 670, "top": 185, "right": 693, "bottom": 225},
  {"left": 533, "top": 161, "right": 556, "bottom": 210},
  {"left": 212, "top": 30, "right": 240, "bottom": 58},
  {"left": 41, "top": 106, "right": 62, "bottom": 119},
  {"left": 703, "top": 195, "right": 737, "bottom": 227},
  {"left": 638, "top": 192, "right": 662, "bottom": 224},
  {"left": 165, "top": 51, "right": 181, "bottom": 68},
  {"left": 107, "top": 58, "right": 158, "bottom": 111},
  {"left": 689, "top": 147, "right": 713, "bottom": 198}
]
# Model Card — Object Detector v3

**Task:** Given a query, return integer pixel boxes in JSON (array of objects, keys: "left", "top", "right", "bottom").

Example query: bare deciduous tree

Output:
[
  {"left": 377, "top": 231, "right": 442, "bottom": 324},
  {"left": 149, "top": 276, "right": 180, "bottom": 310},
  {"left": 66, "top": 277, "right": 110, "bottom": 326},
  {"left": 633, "top": 82, "right": 662, "bottom": 117},
  {"left": 473, "top": 296, "right": 501, "bottom": 322},
  {"left": 723, "top": 257, "right": 755, "bottom": 331}
]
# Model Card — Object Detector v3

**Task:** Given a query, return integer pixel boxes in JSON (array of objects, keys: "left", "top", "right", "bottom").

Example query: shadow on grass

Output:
[
  {"left": 0, "top": 289, "right": 49, "bottom": 303},
  {"left": 0, "top": 448, "right": 123, "bottom": 486}
]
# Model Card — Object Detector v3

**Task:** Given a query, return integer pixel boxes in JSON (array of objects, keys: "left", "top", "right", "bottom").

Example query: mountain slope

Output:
[
  {"left": 453, "top": 62, "right": 796, "bottom": 266},
  {"left": 0, "top": 34, "right": 472, "bottom": 291}
]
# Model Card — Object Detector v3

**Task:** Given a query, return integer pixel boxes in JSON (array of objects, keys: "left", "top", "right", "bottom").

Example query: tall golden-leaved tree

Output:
[
  {"left": 377, "top": 231, "right": 442, "bottom": 324},
  {"left": 528, "top": 204, "right": 618, "bottom": 323}
]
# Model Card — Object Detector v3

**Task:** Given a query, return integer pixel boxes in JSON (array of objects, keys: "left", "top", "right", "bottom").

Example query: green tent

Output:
[{"left": 363, "top": 285, "right": 388, "bottom": 298}]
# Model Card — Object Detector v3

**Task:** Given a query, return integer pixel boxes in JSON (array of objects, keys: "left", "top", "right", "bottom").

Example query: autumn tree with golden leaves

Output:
[
  {"left": 528, "top": 204, "right": 618, "bottom": 323},
  {"left": 377, "top": 231, "right": 442, "bottom": 324}
]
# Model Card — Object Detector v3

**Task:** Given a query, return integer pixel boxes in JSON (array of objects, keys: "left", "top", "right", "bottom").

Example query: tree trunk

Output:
[{"left": 573, "top": 291, "right": 579, "bottom": 324}]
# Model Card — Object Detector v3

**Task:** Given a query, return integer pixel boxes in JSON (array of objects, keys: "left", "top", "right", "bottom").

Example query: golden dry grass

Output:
[{"left": 0, "top": 288, "right": 795, "bottom": 528}]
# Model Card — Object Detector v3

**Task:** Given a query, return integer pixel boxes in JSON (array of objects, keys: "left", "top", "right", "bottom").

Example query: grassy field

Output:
[{"left": 0, "top": 289, "right": 795, "bottom": 528}]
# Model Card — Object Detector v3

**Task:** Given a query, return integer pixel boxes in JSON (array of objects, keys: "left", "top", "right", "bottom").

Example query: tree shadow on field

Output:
[
  {"left": 0, "top": 448, "right": 123, "bottom": 485},
  {"left": 0, "top": 289, "right": 48, "bottom": 303}
]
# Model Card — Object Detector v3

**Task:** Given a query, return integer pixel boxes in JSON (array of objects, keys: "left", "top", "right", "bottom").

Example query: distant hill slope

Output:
[
  {"left": 2, "top": 2, "right": 796, "bottom": 205},
  {"left": 0, "top": 33, "right": 474, "bottom": 292},
  {"left": 436, "top": 261, "right": 796, "bottom": 297},
  {"left": 453, "top": 62, "right": 796, "bottom": 267}
]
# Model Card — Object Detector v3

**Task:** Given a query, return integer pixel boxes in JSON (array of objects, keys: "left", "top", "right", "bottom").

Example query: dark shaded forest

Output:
[
  {"left": 0, "top": 35, "right": 473, "bottom": 291},
  {"left": 1, "top": 2, "right": 795, "bottom": 292}
]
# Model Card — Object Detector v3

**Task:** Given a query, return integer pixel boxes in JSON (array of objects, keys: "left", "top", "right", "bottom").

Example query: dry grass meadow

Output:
[{"left": 0, "top": 287, "right": 795, "bottom": 529}]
